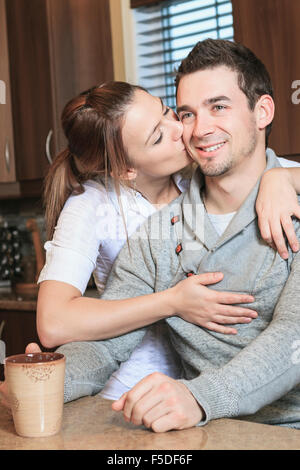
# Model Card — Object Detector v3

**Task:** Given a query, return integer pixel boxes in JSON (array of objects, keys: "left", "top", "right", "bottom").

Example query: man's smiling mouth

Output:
[{"left": 198, "top": 142, "right": 226, "bottom": 153}]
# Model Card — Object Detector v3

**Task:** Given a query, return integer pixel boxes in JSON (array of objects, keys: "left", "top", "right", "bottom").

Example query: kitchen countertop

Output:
[
  {"left": 0, "top": 292, "right": 37, "bottom": 311},
  {"left": 0, "top": 394, "right": 299, "bottom": 450},
  {"left": 0, "top": 288, "right": 99, "bottom": 311}
]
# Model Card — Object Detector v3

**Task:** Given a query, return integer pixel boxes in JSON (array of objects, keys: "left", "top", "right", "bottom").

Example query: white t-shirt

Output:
[
  {"left": 38, "top": 173, "right": 189, "bottom": 400},
  {"left": 38, "top": 154, "right": 300, "bottom": 400}
]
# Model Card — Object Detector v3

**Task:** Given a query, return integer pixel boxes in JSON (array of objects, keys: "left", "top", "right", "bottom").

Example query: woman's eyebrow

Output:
[{"left": 145, "top": 98, "right": 164, "bottom": 145}]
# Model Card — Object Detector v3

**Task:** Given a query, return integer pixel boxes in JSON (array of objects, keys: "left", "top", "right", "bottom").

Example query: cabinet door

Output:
[
  {"left": 0, "top": 310, "right": 41, "bottom": 381},
  {"left": 232, "top": 0, "right": 300, "bottom": 157},
  {"left": 0, "top": 0, "right": 16, "bottom": 183},
  {"left": 5, "top": 0, "right": 115, "bottom": 183},
  {"left": 5, "top": 0, "right": 55, "bottom": 182},
  {"left": 46, "top": 0, "right": 114, "bottom": 153}
]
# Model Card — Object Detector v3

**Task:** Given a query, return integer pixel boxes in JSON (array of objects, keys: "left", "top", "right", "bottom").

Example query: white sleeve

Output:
[
  {"left": 38, "top": 184, "right": 105, "bottom": 295},
  {"left": 278, "top": 156, "right": 300, "bottom": 167}
]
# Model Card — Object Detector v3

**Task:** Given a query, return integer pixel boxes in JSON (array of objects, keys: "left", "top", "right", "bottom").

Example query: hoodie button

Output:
[
  {"left": 175, "top": 243, "right": 182, "bottom": 255},
  {"left": 171, "top": 215, "right": 180, "bottom": 225},
  {"left": 186, "top": 271, "right": 194, "bottom": 277}
]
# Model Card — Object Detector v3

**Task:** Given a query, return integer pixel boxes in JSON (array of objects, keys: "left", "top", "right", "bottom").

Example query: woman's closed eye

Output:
[
  {"left": 152, "top": 107, "right": 173, "bottom": 144},
  {"left": 154, "top": 132, "right": 163, "bottom": 145}
]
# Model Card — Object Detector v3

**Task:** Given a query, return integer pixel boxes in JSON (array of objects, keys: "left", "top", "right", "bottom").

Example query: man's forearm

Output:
[
  {"left": 180, "top": 250, "right": 300, "bottom": 425},
  {"left": 56, "top": 327, "right": 147, "bottom": 403}
]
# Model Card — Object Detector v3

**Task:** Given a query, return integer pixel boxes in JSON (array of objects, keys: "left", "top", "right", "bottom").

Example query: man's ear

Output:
[{"left": 255, "top": 94, "right": 275, "bottom": 130}]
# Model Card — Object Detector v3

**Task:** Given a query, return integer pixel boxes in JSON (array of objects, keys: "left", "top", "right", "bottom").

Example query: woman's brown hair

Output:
[{"left": 44, "top": 81, "right": 146, "bottom": 239}]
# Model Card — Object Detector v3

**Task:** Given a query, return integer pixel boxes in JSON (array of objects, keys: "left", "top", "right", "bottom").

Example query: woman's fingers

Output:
[
  {"left": 268, "top": 218, "right": 288, "bottom": 259},
  {"left": 216, "top": 292, "right": 255, "bottom": 305},
  {"left": 205, "top": 313, "right": 257, "bottom": 335},
  {"left": 195, "top": 272, "right": 224, "bottom": 285},
  {"left": 205, "top": 322, "right": 238, "bottom": 335},
  {"left": 216, "top": 305, "right": 258, "bottom": 318},
  {"left": 280, "top": 215, "right": 299, "bottom": 253}
]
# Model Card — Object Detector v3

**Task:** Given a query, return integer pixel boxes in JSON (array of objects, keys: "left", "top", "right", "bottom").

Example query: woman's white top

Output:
[
  {"left": 38, "top": 155, "right": 300, "bottom": 400},
  {"left": 38, "top": 174, "right": 189, "bottom": 400}
]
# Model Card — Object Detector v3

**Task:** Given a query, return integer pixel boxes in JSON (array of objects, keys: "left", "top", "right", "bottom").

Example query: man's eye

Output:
[
  {"left": 163, "top": 106, "right": 171, "bottom": 116},
  {"left": 179, "top": 112, "right": 193, "bottom": 121},
  {"left": 213, "top": 105, "right": 226, "bottom": 111}
]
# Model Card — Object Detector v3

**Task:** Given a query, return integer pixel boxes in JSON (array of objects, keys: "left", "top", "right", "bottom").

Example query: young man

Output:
[
  {"left": 2, "top": 40, "right": 299, "bottom": 432},
  {"left": 51, "top": 39, "right": 300, "bottom": 432}
]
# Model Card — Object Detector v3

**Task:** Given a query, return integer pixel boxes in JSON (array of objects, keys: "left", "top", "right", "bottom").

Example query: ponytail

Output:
[
  {"left": 44, "top": 149, "right": 83, "bottom": 240},
  {"left": 43, "top": 81, "right": 145, "bottom": 241}
]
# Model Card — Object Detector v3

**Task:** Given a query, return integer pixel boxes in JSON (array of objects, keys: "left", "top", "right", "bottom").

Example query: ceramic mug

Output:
[{"left": 5, "top": 352, "right": 65, "bottom": 438}]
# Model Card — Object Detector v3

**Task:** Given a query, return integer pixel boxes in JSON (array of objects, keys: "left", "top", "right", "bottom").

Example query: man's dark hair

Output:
[{"left": 175, "top": 39, "right": 274, "bottom": 145}]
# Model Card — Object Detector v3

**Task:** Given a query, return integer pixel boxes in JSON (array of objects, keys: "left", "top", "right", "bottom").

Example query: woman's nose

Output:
[
  {"left": 172, "top": 119, "right": 183, "bottom": 140},
  {"left": 164, "top": 109, "right": 183, "bottom": 140}
]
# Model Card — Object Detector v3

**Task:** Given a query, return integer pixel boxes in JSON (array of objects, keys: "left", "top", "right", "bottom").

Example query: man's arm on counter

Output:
[{"left": 180, "top": 249, "right": 300, "bottom": 425}]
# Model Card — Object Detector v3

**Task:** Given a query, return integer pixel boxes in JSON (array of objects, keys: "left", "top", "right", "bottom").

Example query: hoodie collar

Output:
[
  {"left": 105, "top": 172, "right": 189, "bottom": 216},
  {"left": 180, "top": 148, "right": 282, "bottom": 254}
]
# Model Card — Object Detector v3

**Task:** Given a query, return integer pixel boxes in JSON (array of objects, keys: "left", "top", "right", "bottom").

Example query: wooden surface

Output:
[
  {"left": 0, "top": 0, "right": 16, "bottom": 183},
  {"left": 0, "top": 394, "right": 299, "bottom": 450},
  {"left": 131, "top": 0, "right": 161, "bottom": 8},
  {"left": 46, "top": 0, "right": 114, "bottom": 153},
  {"left": 2, "top": 0, "right": 114, "bottom": 197},
  {"left": 232, "top": 0, "right": 300, "bottom": 157},
  {"left": 6, "top": 0, "right": 54, "bottom": 181}
]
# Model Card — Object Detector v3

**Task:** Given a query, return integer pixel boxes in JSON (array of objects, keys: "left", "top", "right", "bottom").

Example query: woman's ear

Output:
[
  {"left": 256, "top": 94, "right": 275, "bottom": 131},
  {"left": 125, "top": 168, "right": 138, "bottom": 181},
  {"left": 110, "top": 167, "right": 137, "bottom": 180}
]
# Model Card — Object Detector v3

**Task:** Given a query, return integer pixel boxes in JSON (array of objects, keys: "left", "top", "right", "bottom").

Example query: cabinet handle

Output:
[
  {"left": 0, "top": 320, "right": 5, "bottom": 340},
  {"left": 45, "top": 129, "right": 53, "bottom": 164},
  {"left": 5, "top": 140, "right": 10, "bottom": 173}
]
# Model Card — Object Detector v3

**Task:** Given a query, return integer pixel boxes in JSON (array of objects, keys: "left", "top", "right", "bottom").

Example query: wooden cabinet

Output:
[
  {"left": 232, "top": 0, "right": 300, "bottom": 158},
  {"left": 0, "top": 0, "right": 16, "bottom": 185},
  {"left": 0, "top": 0, "right": 114, "bottom": 198},
  {"left": 0, "top": 309, "right": 53, "bottom": 381}
]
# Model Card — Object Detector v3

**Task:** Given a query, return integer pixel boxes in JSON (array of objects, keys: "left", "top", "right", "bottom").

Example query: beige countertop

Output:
[{"left": 1, "top": 394, "right": 300, "bottom": 450}]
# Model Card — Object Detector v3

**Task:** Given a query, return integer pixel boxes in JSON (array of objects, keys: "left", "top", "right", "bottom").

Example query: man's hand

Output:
[
  {"left": 0, "top": 343, "right": 41, "bottom": 410},
  {"left": 112, "top": 372, "right": 203, "bottom": 433}
]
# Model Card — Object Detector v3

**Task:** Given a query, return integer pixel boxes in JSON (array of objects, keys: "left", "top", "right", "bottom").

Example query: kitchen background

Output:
[{"left": 0, "top": 0, "right": 299, "bottom": 374}]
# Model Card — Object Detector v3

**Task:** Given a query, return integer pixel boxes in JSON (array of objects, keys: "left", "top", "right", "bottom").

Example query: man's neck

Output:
[
  {"left": 202, "top": 150, "right": 267, "bottom": 215},
  {"left": 135, "top": 175, "right": 181, "bottom": 208}
]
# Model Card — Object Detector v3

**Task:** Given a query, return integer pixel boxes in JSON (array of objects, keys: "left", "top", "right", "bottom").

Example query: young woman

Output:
[{"left": 1, "top": 81, "right": 300, "bottom": 405}]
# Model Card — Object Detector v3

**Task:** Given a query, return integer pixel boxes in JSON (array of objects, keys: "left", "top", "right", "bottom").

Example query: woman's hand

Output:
[
  {"left": 0, "top": 343, "right": 42, "bottom": 411},
  {"left": 170, "top": 272, "right": 257, "bottom": 335},
  {"left": 256, "top": 167, "right": 300, "bottom": 259},
  {"left": 0, "top": 381, "right": 10, "bottom": 409}
]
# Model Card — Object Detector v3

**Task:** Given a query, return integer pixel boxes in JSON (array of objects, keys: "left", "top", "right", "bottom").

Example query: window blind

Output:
[{"left": 134, "top": 0, "right": 234, "bottom": 108}]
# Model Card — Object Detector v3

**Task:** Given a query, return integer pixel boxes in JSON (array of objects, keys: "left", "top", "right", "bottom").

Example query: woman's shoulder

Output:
[
  {"left": 63, "top": 178, "right": 110, "bottom": 213},
  {"left": 277, "top": 156, "right": 300, "bottom": 168}
]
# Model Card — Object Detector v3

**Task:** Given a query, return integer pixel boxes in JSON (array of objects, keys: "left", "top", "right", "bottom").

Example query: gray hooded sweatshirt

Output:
[{"left": 57, "top": 149, "right": 300, "bottom": 428}]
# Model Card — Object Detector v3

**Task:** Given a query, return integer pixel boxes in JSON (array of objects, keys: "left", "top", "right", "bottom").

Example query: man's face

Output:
[{"left": 176, "top": 66, "right": 260, "bottom": 177}]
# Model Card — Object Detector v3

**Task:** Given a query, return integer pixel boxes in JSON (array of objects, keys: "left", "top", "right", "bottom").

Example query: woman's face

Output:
[{"left": 122, "top": 90, "right": 192, "bottom": 180}]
